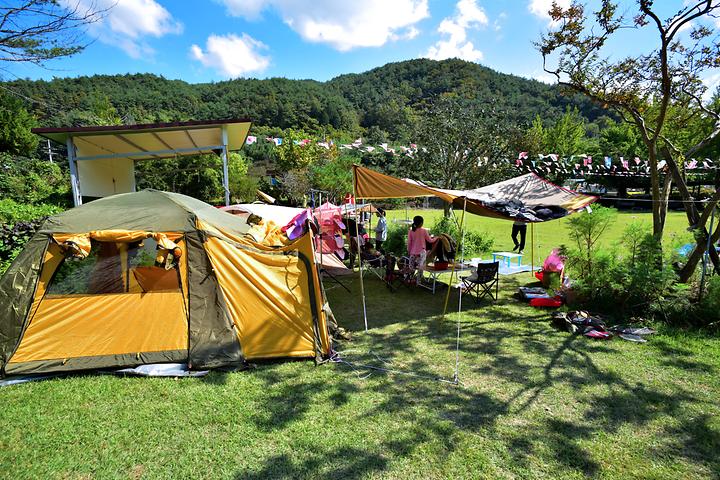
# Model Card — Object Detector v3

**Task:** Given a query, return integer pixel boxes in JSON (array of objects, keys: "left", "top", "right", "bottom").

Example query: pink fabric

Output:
[
  {"left": 407, "top": 227, "right": 434, "bottom": 256},
  {"left": 543, "top": 249, "right": 566, "bottom": 273}
]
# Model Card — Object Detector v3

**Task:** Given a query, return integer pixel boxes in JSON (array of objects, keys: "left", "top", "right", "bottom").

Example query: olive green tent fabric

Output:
[
  {"left": 0, "top": 235, "right": 47, "bottom": 372},
  {"left": 186, "top": 231, "right": 243, "bottom": 368},
  {"left": 41, "top": 189, "right": 251, "bottom": 235}
]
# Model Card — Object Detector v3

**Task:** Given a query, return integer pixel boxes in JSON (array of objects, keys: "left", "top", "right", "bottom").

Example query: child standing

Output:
[{"left": 407, "top": 215, "right": 436, "bottom": 274}]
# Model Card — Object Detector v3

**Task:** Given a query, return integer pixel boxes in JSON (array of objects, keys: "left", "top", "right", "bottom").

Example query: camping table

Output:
[
  {"left": 491, "top": 252, "right": 524, "bottom": 268},
  {"left": 419, "top": 263, "right": 474, "bottom": 294}
]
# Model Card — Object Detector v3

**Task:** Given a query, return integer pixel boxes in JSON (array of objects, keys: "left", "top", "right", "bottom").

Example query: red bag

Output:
[{"left": 529, "top": 297, "right": 563, "bottom": 308}]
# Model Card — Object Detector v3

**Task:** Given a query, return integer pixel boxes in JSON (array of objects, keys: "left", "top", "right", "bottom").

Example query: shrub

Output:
[
  {"left": 565, "top": 215, "right": 677, "bottom": 317},
  {"left": 0, "top": 200, "right": 62, "bottom": 275},
  {"left": 0, "top": 153, "right": 70, "bottom": 205},
  {"left": 0, "top": 199, "right": 63, "bottom": 224},
  {"left": 383, "top": 223, "right": 409, "bottom": 256}
]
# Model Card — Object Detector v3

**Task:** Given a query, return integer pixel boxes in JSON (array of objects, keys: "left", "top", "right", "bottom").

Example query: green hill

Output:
[{"left": 4, "top": 58, "right": 606, "bottom": 140}]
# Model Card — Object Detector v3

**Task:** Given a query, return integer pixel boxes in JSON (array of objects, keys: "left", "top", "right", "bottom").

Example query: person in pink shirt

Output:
[{"left": 407, "top": 215, "right": 437, "bottom": 274}]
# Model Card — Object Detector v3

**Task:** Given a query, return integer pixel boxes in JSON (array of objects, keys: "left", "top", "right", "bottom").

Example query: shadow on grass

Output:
[{"left": 232, "top": 273, "right": 719, "bottom": 478}]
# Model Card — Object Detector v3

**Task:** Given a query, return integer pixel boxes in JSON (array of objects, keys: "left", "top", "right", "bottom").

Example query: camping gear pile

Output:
[
  {"left": 480, "top": 201, "right": 569, "bottom": 222},
  {"left": 518, "top": 286, "right": 564, "bottom": 308},
  {"left": 552, "top": 311, "right": 656, "bottom": 342},
  {"left": 427, "top": 233, "right": 456, "bottom": 270}
]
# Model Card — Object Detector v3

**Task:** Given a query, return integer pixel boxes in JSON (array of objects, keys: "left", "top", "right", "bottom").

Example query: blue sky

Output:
[{"left": 7, "top": 0, "right": 720, "bottom": 94}]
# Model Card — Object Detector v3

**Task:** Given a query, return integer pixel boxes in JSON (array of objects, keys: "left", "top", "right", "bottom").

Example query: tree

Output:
[
  {"left": 228, "top": 152, "right": 258, "bottom": 203},
  {"left": 0, "top": 90, "right": 37, "bottom": 155},
  {"left": 538, "top": 0, "right": 720, "bottom": 281},
  {"left": 275, "top": 129, "right": 328, "bottom": 171},
  {"left": 0, "top": 0, "right": 108, "bottom": 68},
  {"left": 412, "top": 96, "right": 516, "bottom": 215}
]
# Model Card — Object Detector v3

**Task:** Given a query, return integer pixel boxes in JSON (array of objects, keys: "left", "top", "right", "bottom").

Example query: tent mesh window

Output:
[{"left": 47, "top": 238, "right": 180, "bottom": 295}]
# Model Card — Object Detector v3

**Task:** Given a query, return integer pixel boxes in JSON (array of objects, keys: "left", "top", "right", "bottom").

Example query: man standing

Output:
[{"left": 511, "top": 220, "right": 527, "bottom": 254}]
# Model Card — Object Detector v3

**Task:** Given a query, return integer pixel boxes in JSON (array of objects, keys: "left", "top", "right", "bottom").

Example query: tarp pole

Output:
[
  {"left": 318, "top": 192, "right": 323, "bottom": 276},
  {"left": 530, "top": 222, "right": 535, "bottom": 276},
  {"left": 443, "top": 200, "right": 466, "bottom": 318},
  {"left": 454, "top": 197, "right": 468, "bottom": 384},
  {"left": 66, "top": 136, "right": 82, "bottom": 206},
  {"left": 353, "top": 190, "right": 368, "bottom": 332},
  {"left": 221, "top": 126, "right": 230, "bottom": 207}
]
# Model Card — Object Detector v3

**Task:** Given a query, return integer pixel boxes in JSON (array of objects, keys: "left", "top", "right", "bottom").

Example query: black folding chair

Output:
[{"left": 461, "top": 261, "right": 499, "bottom": 302}]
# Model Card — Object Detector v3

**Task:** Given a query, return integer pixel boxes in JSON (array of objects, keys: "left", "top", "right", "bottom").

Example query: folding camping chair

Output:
[
  {"left": 460, "top": 261, "right": 500, "bottom": 302},
  {"left": 384, "top": 254, "right": 417, "bottom": 292}
]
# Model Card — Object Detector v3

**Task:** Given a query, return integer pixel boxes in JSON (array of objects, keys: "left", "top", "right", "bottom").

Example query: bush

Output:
[
  {"left": 0, "top": 199, "right": 63, "bottom": 224},
  {"left": 0, "top": 200, "right": 62, "bottom": 275},
  {"left": 383, "top": 223, "right": 409, "bottom": 256},
  {"left": 0, "top": 153, "right": 70, "bottom": 205},
  {"left": 565, "top": 215, "right": 677, "bottom": 317}
]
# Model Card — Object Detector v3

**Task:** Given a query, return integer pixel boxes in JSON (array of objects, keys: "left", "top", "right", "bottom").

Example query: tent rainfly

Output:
[
  {"left": 0, "top": 190, "right": 330, "bottom": 377},
  {"left": 32, "top": 119, "right": 252, "bottom": 207}
]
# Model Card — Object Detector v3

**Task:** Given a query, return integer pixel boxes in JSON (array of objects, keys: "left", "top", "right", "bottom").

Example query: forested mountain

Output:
[{"left": 3, "top": 58, "right": 607, "bottom": 140}]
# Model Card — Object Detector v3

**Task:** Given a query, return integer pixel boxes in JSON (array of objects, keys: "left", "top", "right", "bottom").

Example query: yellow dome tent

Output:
[{"left": 0, "top": 190, "right": 330, "bottom": 377}]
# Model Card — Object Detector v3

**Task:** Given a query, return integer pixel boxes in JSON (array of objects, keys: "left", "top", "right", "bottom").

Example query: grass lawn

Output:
[
  {"left": 385, "top": 209, "right": 694, "bottom": 259},
  {"left": 1, "top": 211, "right": 719, "bottom": 479}
]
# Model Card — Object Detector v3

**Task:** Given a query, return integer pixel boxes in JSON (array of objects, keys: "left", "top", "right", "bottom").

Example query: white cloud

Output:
[
  {"left": 216, "top": 0, "right": 429, "bottom": 51},
  {"left": 61, "top": 0, "right": 183, "bottom": 58},
  {"left": 424, "top": 0, "right": 488, "bottom": 62},
  {"left": 528, "top": 0, "right": 571, "bottom": 26},
  {"left": 702, "top": 72, "right": 720, "bottom": 102},
  {"left": 190, "top": 33, "right": 271, "bottom": 78}
]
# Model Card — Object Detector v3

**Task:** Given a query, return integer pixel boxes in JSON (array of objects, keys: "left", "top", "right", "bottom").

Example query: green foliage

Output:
[
  {"left": 0, "top": 91, "right": 38, "bottom": 156},
  {"left": 599, "top": 119, "right": 646, "bottom": 158},
  {"left": 566, "top": 206, "right": 617, "bottom": 280},
  {"left": 411, "top": 95, "right": 516, "bottom": 191},
  {"left": 275, "top": 129, "right": 331, "bottom": 171},
  {"left": 4, "top": 59, "right": 608, "bottom": 143},
  {"left": 309, "top": 155, "right": 354, "bottom": 198},
  {"left": 566, "top": 217, "right": 678, "bottom": 316},
  {"left": 0, "top": 153, "right": 71, "bottom": 205},
  {"left": 0, "top": 200, "right": 60, "bottom": 275},
  {"left": 228, "top": 152, "right": 259, "bottom": 203},
  {"left": 383, "top": 223, "right": 409, "bottom": 256},
  {"left": 430, "top": 215, "right": 494, "bottom": 257},
  {"left": 0, "top": 199, "right": 62, "bottom": 224}
]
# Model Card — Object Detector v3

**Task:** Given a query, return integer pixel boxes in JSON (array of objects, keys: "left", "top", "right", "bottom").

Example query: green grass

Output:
[
  {"left": 386, "top": 209, "right": 694, "bottom": 258},
  {"left": 1, "top": 211, "right": 719, "bottom": 479}
]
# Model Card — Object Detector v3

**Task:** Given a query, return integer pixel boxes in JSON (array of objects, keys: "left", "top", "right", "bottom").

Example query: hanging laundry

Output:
[
  {"left": 687, "top": 159, "right": 698, "bottom": 169},
  {"left": 246, "top": 135, "right": 257, "bottom": 145},
  {"left": 519, "top": 151, "right": 529, "bottom": 159},
  {"left": 604, "top": 156, "right": 612, "bottom": 168},
  {"left": 634, "top": 157, "right": 641, "bottom": 165}
]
